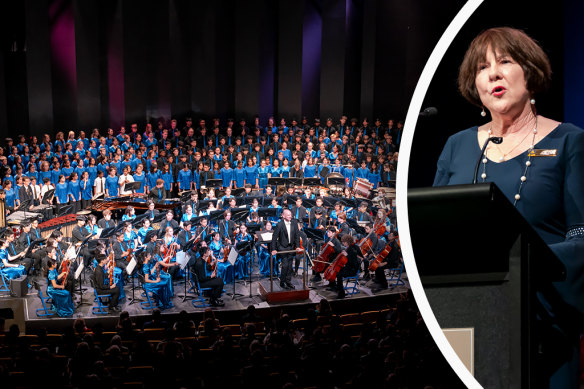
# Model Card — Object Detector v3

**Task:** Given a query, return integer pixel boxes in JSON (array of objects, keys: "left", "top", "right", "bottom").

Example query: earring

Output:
[
  {"left": 480, "top": 108, "right": 486, "bottom": 117},
  {"left": 530, "top": 98, "right": 536, "bottom": 105}
]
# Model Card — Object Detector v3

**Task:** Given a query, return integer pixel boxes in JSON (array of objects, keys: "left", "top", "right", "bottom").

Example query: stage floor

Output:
[{"left": 9, "top": 266, "right": 408, "bottom": 330}]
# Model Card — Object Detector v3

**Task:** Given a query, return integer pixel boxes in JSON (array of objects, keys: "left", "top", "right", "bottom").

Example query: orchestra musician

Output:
[
  {"left": 258, "top": 220, "right": 275, "bottom": 276},
  {"left": 93, "top": 253, "right": 121, "bottom": 312},
  {"left": 112, "top": 231, "right": 130, "bottom": 274},
  {"left": 148, "top": 178, "right": 167, "bottom": 202},
  {"left": 0, "top": 237, "right": 27, "bottom": 280},
  {"left": 17, "top": 220, "right": 38, "bottom": 275},
  {"left": 45, "top": 257, "right": 75, "bottom": 317},
  {"left": 371, "top": 231, "right": 402, "bottom": 293},
  {"left": 177, "top": 220, "right": 193, "bottom": 250},
  {"left": 271, "top": 209, "right": 302, "bottom": 290},
  {"left": 71, "top": 215, "right": 94, "bottom": 267},
  {"left": 193, "top": 246, "right": 225, "bottom": 307},
  {"left": 291, "top": 197, "right": 307, "bottom": 223},
  {"left": 219, "top": 210, "right": 236, "bottom": 244},
  {"left": 356, "top": 202, "right": 372, "bottom": 223},
  {"left": 312, "top": 227, "right": 342, "bottom": 283},
  {"left": 3, "top": 229, "right": 33, "bottom": 276},
  {"left": 308, "top": 207, "right": 326, "bottom": 230},
  {"left": 145, "top": 200, "right": 159, "bottom": 220},
  {"left": 160, "top": 226, "right": 181, "bottom": 279},
  {"left": 195, "top": 217, "right": 211, "bottom": 241},
  {"left": 329, "top": 234, "right": 362, "bottom": 299},
  {"left": 137, "top": 219, "right": 154, "bottom": 246},
  {"left": 143, "top": 249, "right": 174, "bottom": 310},
  {"left": 98, "top": 209, "right": 116, "bottom": 230},
  {"left": 210, "top": 231, "right": 233, "bottom": 283},
  {"left": 159, "top": 210, "right": 179, "bottom": 235},
  {"left": 336, "top": 213, "right": 351, "bottom": 238}
]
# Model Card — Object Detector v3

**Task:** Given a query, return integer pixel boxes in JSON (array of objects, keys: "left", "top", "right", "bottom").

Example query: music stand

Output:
[
  {"left": 288, "top": 178, "right": 303, "bottom": 187},
  {"left": 232, "top": 187, "right": 245, "bottom": 197},
  {"left": 153, "top": 212, "right": 167, "bottom": 224},
  {"left": 42, "top": 189, "right": 55, "bottom": 204},
  {"left": 234, "top": 240, "right": 255, "bottom": 299},
  {"left": 206, "top": 179, "right": 222, "bottom": 188},
  {"left": 319, "top": 167, "right": 330, "bottom": 178},
  {"left": 268, "top": 177, "right": 288, "bottom": 187},
  {"left": 258, "top": 207, "right": 279, "bottom": 221},
  {"left": 346, "top": 218, "right": 367, "bottom": 236},
  {"left": 303, "top": 178, "right": 321, "bottom": 186},
  {"left": 58, "top": 204, "right": 74, "bottom": 217},
  {"left": 239, "top": 195, "right": 264, "bottom": 207},
  {"left": 326, "top": 175, "right": 345, "bottom": 186},
  {"left": 124, "top": 181, "right": 141, "bottom": 194},
  {"left": 229, "top": 207, "right": 251, "bottom": 224}
]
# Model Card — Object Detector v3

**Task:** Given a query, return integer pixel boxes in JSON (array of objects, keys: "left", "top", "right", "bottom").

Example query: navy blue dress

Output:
[{"left": 434, "top": 123, "right": 584, "bottom": 387}]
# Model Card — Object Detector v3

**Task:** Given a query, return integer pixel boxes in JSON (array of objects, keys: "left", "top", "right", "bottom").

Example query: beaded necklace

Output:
[{"left": 480, "top": 118, "right": 538, "bottom": 206}]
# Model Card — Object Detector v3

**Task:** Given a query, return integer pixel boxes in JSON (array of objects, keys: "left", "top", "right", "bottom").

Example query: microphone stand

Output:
[{"left": 473, "top": 136, "right": 503, "bottom": 184}]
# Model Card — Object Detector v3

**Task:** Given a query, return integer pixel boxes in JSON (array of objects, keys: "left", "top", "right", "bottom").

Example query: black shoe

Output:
[
  {"left": 311, "top": 274, "right": 322, "bottom": 282},
  {"left": 216, "top": 298, "right": 224, "bottom": 304},
  {"left": 337, "top": 292, "right": 346, "bottom": 299},
  {"left": 363, "top": 273, "right": 371, "bottom": 280},
  {"left": 286, "top": 282, "right": 295, "bottom": 289},
  {"left": 326, "top": 283, "right": 337, "bottom": 291},
  {"left": 210, "top": 298, "right": 225, "bottom": 307},
  {"left": 280, "top": 282, "right": 291, "bottom": 290}
]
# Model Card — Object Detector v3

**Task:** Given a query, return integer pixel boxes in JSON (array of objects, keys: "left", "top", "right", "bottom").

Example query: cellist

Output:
[
  {"left": 329, "top": 234, "right": 362, "bottom": 299},
  {"left": 371, "top": 231, "right": 402, "bottom": 293},
  {"left": 312, "top": 227, "right": 342, "bottom": 283}
]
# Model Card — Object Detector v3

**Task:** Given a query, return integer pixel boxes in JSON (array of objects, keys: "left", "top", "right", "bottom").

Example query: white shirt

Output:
[
  {"left": 40, "top": 184, "right": 54, "bottom": 202},
  {"left": 284, "top": 220, "right": 291, "bottom": 244},
  {"left": 118, "top": 174, "right": 135, "bottom": 195},
  {"left": 94, "top": 176, "right": 106, "bottom": 196}
]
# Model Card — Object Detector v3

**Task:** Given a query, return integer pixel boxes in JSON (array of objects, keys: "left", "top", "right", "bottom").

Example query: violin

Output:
[{"left": 368, "top": 242, "right": 392, "bottom": 271}]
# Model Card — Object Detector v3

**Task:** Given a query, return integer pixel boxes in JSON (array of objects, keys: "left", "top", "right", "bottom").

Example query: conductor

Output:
[{"left": 271, "top": 209, "right": 303, "bottom": 290}]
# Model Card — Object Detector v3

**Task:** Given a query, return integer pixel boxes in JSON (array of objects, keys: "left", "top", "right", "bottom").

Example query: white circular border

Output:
[{"left": 396, "top": 1, "right": 485, "bottom": 388}]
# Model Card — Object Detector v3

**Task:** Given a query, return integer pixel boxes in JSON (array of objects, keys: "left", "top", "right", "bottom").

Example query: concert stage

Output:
[{"left": 10, "top": 267, "right": 408, "bottom": 333}]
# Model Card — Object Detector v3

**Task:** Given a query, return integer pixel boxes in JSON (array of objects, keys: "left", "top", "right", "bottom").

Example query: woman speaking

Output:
[{"left": 434, "top": 27, "right": 584, "bottom": 387}]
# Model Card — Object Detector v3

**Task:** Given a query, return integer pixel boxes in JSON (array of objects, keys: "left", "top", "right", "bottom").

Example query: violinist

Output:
[
  {"left": 143, "top": 249, "right": 174, "bottom": 310},
  {"left": 55, "top": 245, "right": 77, "bottom": 295},
  {"left": 330, "top": 234, "right": 362, "bottom": 299},
  {"left": 356, "top": 202, "right": 371, "bottom": 223},
  {"left": 268, "top": 197, "right": 281, "bottom": 224},
  {"left": 219, "top": 210, "right": 236, "bottom": 244},
  {"left": 17, "top": 220, "right": 39, "bottom": 274},
  {"left": 123, "top": 221, "right": 138, "bottom": 249},
  {"left": 160, "top": 226, "right": 180, "bottom": 279},
  {"left": 234, "top": 224, "right": 253, "bottom": 279},
  {"left": 336, "top": 212, "right": 351, "bottom": 238},
  {"left": 177, "top": 220, "right": 193, "bottom": 250},
  {"left": 194, "top": 246, "right": 225, "bottom": 307},
  {"left": 71, "top": 215, "right": 93, "bottom": 266},
  {"left": 210, "top": 231, "right": 234, "bottom": 283},
  {"left": 309, "top": 208, "right": 326, "bottom": 230},
  {"left": 45, "top": 257, "right": 75, "bottom": 317},
  {"left": 195, "top": 217, "right": 211, "bottom": 242},
  {"left": 93, "top": 253, "right": 121, "bottom": 312},
  {"left": 112, "top": 231, "right": 130, "bottom": 273}
]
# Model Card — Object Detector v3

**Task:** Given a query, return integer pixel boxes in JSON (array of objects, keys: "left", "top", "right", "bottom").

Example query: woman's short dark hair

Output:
[{"left": 458, "top": 27, "right": 552, "bottom": 107}]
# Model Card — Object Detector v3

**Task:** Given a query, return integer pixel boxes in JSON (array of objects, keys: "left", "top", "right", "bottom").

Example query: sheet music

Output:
[
  {"left": 74, "top": 263, "right": 84, "bottom": 280},
  {"left": 227, "top": 247, "right": 238, "bottom": 266},
  {"left": 176, "top": 250, "right": 190, "bottom": 270},
  {"left": 65, "top": 246, "right": 77, "bottom": 260},
  {"left": 95, "top": 228, "right": 103, "bottom": 239},
  {"left": 176, "top": 251, "right": 191, "bottom": 270},
  {"left": 126, "top": 257, "right": 137, "bottom": 275},
  {"left": 260, "top": 232, "right": 273, "bottom": 241}
]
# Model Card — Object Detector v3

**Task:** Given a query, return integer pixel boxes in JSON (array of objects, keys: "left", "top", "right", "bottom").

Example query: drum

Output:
[{"left": 354, "top": 178, "right": 374, "bottom": 198}]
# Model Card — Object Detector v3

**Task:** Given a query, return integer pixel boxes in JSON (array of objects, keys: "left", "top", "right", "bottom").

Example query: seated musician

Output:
[
  {"left": 227, "top": 197, "right": 238, "bottom": 211},
  {"left": 371, "top": 231, "right": 402, "bottom": 293},
  {"left": 209, "top": 232, "right": 233, "bottom": 283},
  {"left": 204, "top": 188, "right": 217, "bottom": 201},
  {"left": 98, "top": 209, "right": 116, "bottom": 230},
  {"left": 145, "top": 200, "right": 159, "bottom": 220},
  {"left": 336, "top": 212, "right": 351, "bottom": 238},
  {"left": 17, "top": 221, "right": 39, "bottom": 275},
  {"left": 356, "top": 202, "right": 372, "bottom": 223},
  {"left": 303, "top": 188, "right": 315, "bottom": 200},
  {"left": 258, "top": 220, "right": 276, "bottom": 276},
  {"left": 360, "top": 223, "right": 381, "bottom": 279},
  {"left": 295, "top": 221, "right": 308, "bottom": 276},
  {"left": 291, "top": 198, "right": 307, "bottom": 223},
  {"left": 329, "top": 202, "right": 343, "bottom": 226},
  {"left": 329, "top": 234, "right": 362, "bottom": 299},
  {"left": 312, "top": 227, "right": 342, "bottom": 283},
  {"left": 48, "top": 245, "right": 76, "bottom": 296},
  {"left": 72, "top": 215, "right": 94, "bottom": 267},
  {"left": 193, "top": 246, "right": 225, "bottom": 307},
  {"left": 219, "top": 210, "right": 236, "bottom": 245},
  {"left": 195, "top": 217, "right": 211, "bottom": 242},
  {"left": 93, "top": 253, "right": 122, "bottom": 313},
  {"left": 248, "top": 198, "right": 261, "bottom": 221},
  {"left": 309, "top": 202, "right": 326, "bottom": 230},
  {"left": 182, "top": 192, "right": 198, "bottom": 214},
  {"left": 268, "top": 197, "right": 281, "bottom": 223},
  {"left": 137, "top": 219, "right": 153, "bottom": 246},
  {"left": 143, "top": 249, "right": 174, "bottom": 310},
  {"left": 45, "top": 257, "right": 75, "bottom": 317},
  {"left": 264, "top": 185, "right": 274, "bottom": 198},
  {"left": 159, "top": 210, "right": 179, "bottom": 235},
  {"left": 177, "top": 220, "right": 193, "bottom": 250},
  {"left": 112, "top": 231, "right": 130, "bottom": 274},
  {"left": 122, "top": 221, "right": 138, "bottom": 250},
  {"left": 159, "top": 226, "right": 181, "bottom": 279},
  {"left": 0, "top": 237, "right": 28, "bottom": 280},
  {"left": 234, "top": 224, "right": 253, "bottom": 279},
  {"left": 122, "top": 206, "right": 136, "bottom": 221},
  {"left": 239, "top": 184, "right": 253, "bottom": 197},
  {"left": 85, "top": 214, "right": 99, "bottom": 237},
  {"left": 148, "top": 178, "right": 167, "bottom": 203},
  {"left": 181, "top": 205, "right": 196, "bottom": 229},
  {"left": 219, "top": 187, "right": 234, "bottom": 209},
  {"left": 30, "top": 218, "right": 43, "bottom": 242}
]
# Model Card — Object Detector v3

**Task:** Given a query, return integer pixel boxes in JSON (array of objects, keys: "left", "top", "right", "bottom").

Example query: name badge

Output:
[{"left": 528, "top": 149, "right": 557, "bottom": 157}]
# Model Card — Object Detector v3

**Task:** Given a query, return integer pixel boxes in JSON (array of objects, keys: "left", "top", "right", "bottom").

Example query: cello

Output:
[
  {"left": 313, "top": 228, "right": 340, "bottom": 273},
  {"left": 368, "top": 242, "right": 392, "bottom": 271},
  {"left": 323, "top": 251, "right": 348, "bottom": 281}
]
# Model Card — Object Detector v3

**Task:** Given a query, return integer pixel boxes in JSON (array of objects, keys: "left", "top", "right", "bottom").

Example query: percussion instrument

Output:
[
  {"left": 39, "top": 213, "right": 76, "bottom": 238},
  {"left": 76, "top": 209, "right": 92, "bottom": 215},
  {"left": 90, "top": 196, "right": 181, "bottom": 212},
  {"left": 6, "top": 210, "right": 41, "bottom": 224},
  {"left": 354, "top": 178, "right": 374, "bottom": 199}
]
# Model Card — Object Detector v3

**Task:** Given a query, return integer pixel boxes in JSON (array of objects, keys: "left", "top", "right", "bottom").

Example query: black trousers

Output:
[
  {"left": 81, "top": 199, "right": 91, "bottom": 210},
  {"left": 374, "top": 264, "right": 390, "bottom": 288},
  {"left": 19, "top": 257, "right": 34, "bottom": 275},
  {"left": 96, "top": 285, "right": 120, "bottom": 308},
  {"left": 115, "top": 259, "right": 128, "bottom": 274},
  {"left": 279, "top": 253, "right": 294, "bottom": 283},
  {"left": 199, "top": 277, "right": 224, "bottom": 299}
]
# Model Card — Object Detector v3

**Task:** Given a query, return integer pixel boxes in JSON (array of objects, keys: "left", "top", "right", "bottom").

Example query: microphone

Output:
[
  {"left": 419, "top": 107, "right": 438, "bottom": 117},
  {"left": 473, "top": 136, "right": 503, "bottom": 184}
]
